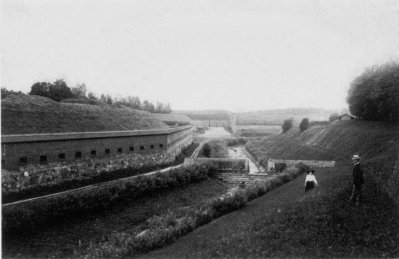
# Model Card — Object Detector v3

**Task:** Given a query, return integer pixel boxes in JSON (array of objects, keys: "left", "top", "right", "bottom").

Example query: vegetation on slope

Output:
[
  {"left": 246, "top": 120, "right": 397, "bottom": 164},
  {"left": 1, "top": 94, "right": 167, "bottom": 134},
  {"left": 347, "top": 61, "right": 399, "bottom": 122}
]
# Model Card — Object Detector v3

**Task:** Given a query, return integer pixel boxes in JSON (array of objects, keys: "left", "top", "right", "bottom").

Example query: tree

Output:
[
  {"left": 49, "top": 79, "right": 74, "bottom": 101},
  {"left": 30, "top": 82, "right": 51, "bottom": 97},
  {"left": 282, "top": 118, "right": 293, "bottom": 133},
  {"left": 71, "top": 83, "right": 87, "bottom": 98},
  {"left": 347, "top": 62, "right": 399, "bottom": 123},
  {"left": 329, "top": 113, "right": 340, "bottom": 122},
  {"left": 299, "top": 118, "right": 309, "bottom": 132},
  {"left": 1, "top": 87, "right": 24, "bottom": 99}
]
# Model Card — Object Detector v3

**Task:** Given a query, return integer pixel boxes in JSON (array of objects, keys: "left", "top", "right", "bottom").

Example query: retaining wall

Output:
[{"left": 267, "top": 158, "right": 335, "bottom": 170}]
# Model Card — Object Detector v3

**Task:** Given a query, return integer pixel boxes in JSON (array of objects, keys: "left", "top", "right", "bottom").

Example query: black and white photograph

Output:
[{"left": 1, "top": 0, "right": 398, "bottom": 258}]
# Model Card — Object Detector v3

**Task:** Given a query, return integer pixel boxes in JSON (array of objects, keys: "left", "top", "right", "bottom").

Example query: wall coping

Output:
[{"left": 2, "top": 125, "right": 192, "bottom": 144}]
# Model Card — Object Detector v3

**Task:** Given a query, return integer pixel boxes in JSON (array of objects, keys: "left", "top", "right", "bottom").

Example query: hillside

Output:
[
  {"left": 246, "top": 120, "right": 398, "bottom": 164},
  {"left": 151, "top": 113, "right": 192, "bottom": 123},
  {"left": 1, "top": 94, "right": 167, "bottom": 134},
  {"left": 236, "top": 108, "right": 336, "bottom": 125}
]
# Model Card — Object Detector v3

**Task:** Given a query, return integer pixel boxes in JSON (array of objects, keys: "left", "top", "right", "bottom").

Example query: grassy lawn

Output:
[
  {"left": 2, "top": 178, "right": 228, "bottom": 258},
  {"left": 141, "top": 164, "right": 399, "bottom": 258}
]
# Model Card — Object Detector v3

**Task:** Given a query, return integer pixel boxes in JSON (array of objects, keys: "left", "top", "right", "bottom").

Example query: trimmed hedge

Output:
[
  {"left": 80, "top": 167, "right": 305, "bottom": 258},
  {"left": 2, "top": 164, "right": 216, "bottom": 235}
]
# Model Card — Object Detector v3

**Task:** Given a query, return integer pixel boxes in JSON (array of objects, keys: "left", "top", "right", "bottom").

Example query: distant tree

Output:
[
  {"left": 329, "top": 113, "right": 340, "bottom": 122},
  {"left": 164, "top": 103, "right": 172, "bottom": 113},
  {"left": 155, "top": 102, "right": 164, "bottom": 113},
  {"left": 71, "top": 83, "right": 87, "bottom": 98},
  {"left": 100, "top": 94, "right": 107, "bottom": 103},
  {"left": 1, "top": 87, "right": 25, "bottom": 99},
  {"left": 105, "top": 94, "right": 113, "bottom": 105},
  {"left": 87, "top": 91, "right": 97, "bottom": 100},
  {"left": 30, "top": 82, "right": 51, "bottom": 98},
  {"left": 282, "top": 118, "right": 293, "bottom": 133},
  {"left": 347, "top": 62, "right": 399, "bottom": 122},
  {"left": 49, "top": 79, "right": 74, "bottom": 101},
  {"left": 299, "top": 118, "right": 309, "bottom": 132}
]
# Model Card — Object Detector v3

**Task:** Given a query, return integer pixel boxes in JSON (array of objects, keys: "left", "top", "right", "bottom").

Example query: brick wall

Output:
[{"left": 2, "top": 126, "right": 192, "bottom": 170}]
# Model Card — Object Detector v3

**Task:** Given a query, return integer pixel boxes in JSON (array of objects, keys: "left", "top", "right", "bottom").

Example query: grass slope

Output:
[
  {"left": 2, "top": 94, "right": 167, "bottom": 134},
  {"left": 142, "top": 165, "right": 399, "bottom": 258},
  {"left": 246, "top": 120, "right": 398, "bottom": 164}
]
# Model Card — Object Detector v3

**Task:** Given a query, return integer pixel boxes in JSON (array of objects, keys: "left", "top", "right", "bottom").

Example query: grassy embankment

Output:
[
  {"left": 143, "top": 120, "right": 399, "bottom": 258},
  {"left": 2, "top": 94, "right": 167, "bottom": 134}
]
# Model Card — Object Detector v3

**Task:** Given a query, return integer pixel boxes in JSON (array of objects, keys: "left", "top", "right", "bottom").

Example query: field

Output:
[{"left": 1, "top": 94, "right": 167, "bottom": 134}]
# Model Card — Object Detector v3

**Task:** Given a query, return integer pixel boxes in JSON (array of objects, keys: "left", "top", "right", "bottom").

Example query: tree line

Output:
[
  {"left": 1, "top": 79, "right": 172, "bottom": 114},
  {"left": 347, "top": 62, "right": 399, "bottom": 123}
]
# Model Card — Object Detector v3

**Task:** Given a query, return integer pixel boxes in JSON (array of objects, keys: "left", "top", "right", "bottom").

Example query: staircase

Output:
[{"left": 214, "top": 172, "right": 270, "bottom": 188}]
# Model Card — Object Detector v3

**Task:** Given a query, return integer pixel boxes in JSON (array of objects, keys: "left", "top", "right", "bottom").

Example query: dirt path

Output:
[{"left": 137, "top": 167, "right": 347, "bottom": 258}]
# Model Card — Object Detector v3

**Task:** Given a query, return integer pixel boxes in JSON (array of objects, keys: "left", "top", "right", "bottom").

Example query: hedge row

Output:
[
  {"left": 2, "top": 164, "right": 215, "bottom": 235},
  {"left": 3, "top": 143, "right": 199, "bottom": 203},
  {"left": 80, "top": 168, "right": 305, "bottom": 258}
]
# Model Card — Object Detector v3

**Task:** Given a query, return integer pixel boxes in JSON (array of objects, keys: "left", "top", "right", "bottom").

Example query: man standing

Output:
[{"left": 350, "top": 154, "right": 364, "bottom": 205}]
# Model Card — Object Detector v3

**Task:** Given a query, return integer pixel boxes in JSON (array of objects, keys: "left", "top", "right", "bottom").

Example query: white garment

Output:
[{"left": 305, "top": 174, "right": 318, "bottom": 185}]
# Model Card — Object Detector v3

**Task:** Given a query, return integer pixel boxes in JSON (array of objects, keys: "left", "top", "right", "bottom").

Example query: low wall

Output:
[
  {"left": 267, "top": 158, "right": 335, "bottom": 170},
  {"left": 184, "top": 158, "right": 249, "bottom": 173}
]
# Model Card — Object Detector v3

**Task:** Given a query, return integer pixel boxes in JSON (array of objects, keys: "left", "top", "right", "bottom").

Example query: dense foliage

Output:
[
  {"left": 299, "top": 117, "right": 309, "bottom": 132},
  {"left": 347, "top": 62, "right": 399, "bottom": 122},
  {"left": 281, "top": 118, "right": 293, "bottom": 133}
]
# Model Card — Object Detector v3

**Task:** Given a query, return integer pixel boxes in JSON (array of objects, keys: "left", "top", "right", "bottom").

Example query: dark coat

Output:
[{"left": 353, "top": 164, "right": 364, "bottom": 186}]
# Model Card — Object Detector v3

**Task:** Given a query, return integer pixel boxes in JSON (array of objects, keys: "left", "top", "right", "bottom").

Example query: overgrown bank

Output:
[{"left": 80, "top": 167, "right": 305, "bottom": 258}]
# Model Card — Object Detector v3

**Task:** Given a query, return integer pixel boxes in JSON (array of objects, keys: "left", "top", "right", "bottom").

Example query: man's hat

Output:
[{"left": 352, "top": 154, "right": 361, "bottom": 160}]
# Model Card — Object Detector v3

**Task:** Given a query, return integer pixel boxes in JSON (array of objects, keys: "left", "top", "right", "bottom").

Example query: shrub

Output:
[
  {"left": 282, "top": 118, "right": 293, "bottom": 133},
  {"left": 274, "top": 163, "right": 287, "bottom": 172},
  {"left": 202, "top": 143, "right": 211, "bottom": 158},
  {"left": 299, "top": 118, "right": 309, "bottom": 132}
]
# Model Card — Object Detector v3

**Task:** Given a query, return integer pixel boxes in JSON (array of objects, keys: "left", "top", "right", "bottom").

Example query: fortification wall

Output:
[
  {"left": 267, "top": 158, "right": 335, "bottom": 170},
  {"left": 2, "top": 126, "right": 192, "bottom": 170}
]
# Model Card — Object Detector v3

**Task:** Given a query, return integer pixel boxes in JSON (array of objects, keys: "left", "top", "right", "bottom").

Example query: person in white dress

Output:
[{"left": 304, "top": 169, "right": 318, "bottom": 192}]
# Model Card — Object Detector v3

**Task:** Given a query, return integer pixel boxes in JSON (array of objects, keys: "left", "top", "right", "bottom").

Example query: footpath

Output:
[{"left": 138, "top": 167, "right": 344, "bottom": 258}]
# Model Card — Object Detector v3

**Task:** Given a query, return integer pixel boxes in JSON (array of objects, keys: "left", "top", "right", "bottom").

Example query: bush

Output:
[
  {"left": 282, "top": 118, "right": 293, "bottom": 133},
  {"left": 299, "top": 118, "right": 309, "bottom": 132},
  {"left": 274, "top": 163, "right": 287, "bottom": 172},
  {"left": 202, "top": 143, "right": 211, "bottom": 158}
]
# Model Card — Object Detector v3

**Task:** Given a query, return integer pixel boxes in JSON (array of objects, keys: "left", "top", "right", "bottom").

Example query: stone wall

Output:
[
  {"left": 267, "top": 158, "right": 335, "bottom": 170},
  {"left": 184, "top": 158, "right": 249, "bottom": 173},
  {"left": 2, "top": 126, "right": 192, "bottom": 170}
]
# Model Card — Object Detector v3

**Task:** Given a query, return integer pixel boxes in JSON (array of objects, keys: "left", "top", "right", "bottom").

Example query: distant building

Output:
[{"left": 339, "top": 113, "right": 358, "bottom": 121}]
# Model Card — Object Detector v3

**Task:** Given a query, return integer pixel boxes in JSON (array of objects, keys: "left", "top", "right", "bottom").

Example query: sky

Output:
[{"left": 1, "top": 0, "right": 399, "bottom": 112}]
